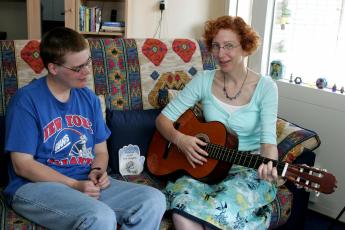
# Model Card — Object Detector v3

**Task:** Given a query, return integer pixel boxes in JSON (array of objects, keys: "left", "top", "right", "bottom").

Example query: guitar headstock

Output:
[{"left": 284, "top": 164, "right": 337, "bottom": 195}]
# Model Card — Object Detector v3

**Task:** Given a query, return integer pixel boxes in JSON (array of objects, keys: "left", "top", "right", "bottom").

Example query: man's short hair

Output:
[{"left": 40, "top": 27, "right": 88, "bottom": 69}]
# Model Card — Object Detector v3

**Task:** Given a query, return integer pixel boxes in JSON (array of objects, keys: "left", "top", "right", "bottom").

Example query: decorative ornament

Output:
[
  {"left": 316, "top": 78, "right": 327, "bottom": 89},
  {"left": 269, "top": 60, "right": 284, "bottom": 80},
  {"left": 332, "top": 84, "right": 337, "bottom": 92},
  {"left": 289, "top": 74, "right": 293, "bottom": 83},
  {"left": 294, "top": 77, "right": 302, "bottom": 84},
  {"left": 341, "top": 87, "right": 344, "bottom": 94}
]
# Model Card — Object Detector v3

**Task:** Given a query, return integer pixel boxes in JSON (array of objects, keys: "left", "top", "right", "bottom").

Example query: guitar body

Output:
[{"left": 147, "top": 109, "right": 238, "bottom": 184}]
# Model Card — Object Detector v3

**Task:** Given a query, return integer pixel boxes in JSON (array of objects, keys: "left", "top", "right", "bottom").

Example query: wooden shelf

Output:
[{"left": 65, "top": 0, "right": 129, "bottom": 37}]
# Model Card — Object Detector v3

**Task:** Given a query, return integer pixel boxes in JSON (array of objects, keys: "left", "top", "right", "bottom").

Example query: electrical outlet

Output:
[{"left": 159, "top": 0, "right": 167, "bottom": 10}]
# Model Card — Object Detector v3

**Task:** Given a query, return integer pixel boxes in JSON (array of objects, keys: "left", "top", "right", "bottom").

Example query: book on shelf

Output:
[
  {"left": 102, "top": 21, "right": 125, "bottom": 27},
  {"left": 100, "top": 27, "right": 125, "bottom": 32},
  {"left": 95, "top": 8, "right": 102, "bottom": 32},
  {"left": 79, "top": 5, "right": 102, "bottom": 32},
  {"left": 100, "top": 21, "right": 125, "bottom": 33}
]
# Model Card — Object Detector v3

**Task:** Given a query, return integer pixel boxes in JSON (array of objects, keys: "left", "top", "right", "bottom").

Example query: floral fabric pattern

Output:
[{"left": 164, "top": 166, "right": 277, "bottom": 230}]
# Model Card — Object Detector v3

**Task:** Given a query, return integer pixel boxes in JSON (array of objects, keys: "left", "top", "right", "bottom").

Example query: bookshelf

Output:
[{"left": 65, "top": 0, "right": 129, "bottom": 37}]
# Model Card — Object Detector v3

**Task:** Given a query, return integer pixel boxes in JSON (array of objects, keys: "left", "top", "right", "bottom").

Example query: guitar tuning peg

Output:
[
  {"left": 296, "top": 184, "right": 303, "bottom": 189},
  {"left": 322, "top": 169, "right": 328, "bottom": 172},
  {"left": 305, "top": 187, "right": 312, "bottom": 192},
  {"left": 313, "top": 183, "right": 320, "bottom": 188}
]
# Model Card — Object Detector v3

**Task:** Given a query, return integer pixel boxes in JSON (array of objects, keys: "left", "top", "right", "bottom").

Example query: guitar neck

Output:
[{"left": 206, "top": 143, "right": 285, "bottom": 175}]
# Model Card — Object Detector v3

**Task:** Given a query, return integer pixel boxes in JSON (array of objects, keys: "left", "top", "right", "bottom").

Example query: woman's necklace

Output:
[{"left": 223, "top": 68, "right": 248, "bottom": 100}]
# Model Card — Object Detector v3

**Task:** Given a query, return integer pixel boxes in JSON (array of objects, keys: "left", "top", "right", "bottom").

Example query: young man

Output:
[{"left": 4, "top": 27, "right": 166, "bottom": 230}]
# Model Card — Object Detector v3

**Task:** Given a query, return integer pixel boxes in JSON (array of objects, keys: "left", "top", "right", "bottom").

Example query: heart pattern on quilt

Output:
[
  {"left": 142, "top": 39, "right": 168, "bottom": 66},
  {"left": 20, "top": 40, "right": 44, "bottom": 74},
  {"left": 172, "top": 39, "right": 196, "bottom": 63}
]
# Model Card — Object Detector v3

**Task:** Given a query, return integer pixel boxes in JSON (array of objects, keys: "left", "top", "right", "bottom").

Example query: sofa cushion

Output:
[
  {"left": 106, "top": 109, "right": 161, "bottom": 173},
  {"left": 0, "top": 172, "right": 292, "bottom": 230},
  {"left": 276, "top": 118, "right": 321, "bottom": 162},
  {"left": 0, "top": 116, "right": 9, "bottom": 187},
  {"left": 0, "top": 116, "right": 5, "bottom": 154},
  {"left": 270, "top": 185, "right": 292, "bottom": 228}
]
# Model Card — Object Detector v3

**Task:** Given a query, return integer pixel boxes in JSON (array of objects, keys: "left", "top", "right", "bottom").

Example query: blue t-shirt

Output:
[
  {"left": 4, "top": 77, "right": 110, "bottom": 199},
  {"left": 162, "top": 70, "right": 278, "bottom": 151}
]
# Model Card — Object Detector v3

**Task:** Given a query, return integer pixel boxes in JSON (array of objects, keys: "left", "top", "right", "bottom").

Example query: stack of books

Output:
[{"left": 100, "top": 21, "right": 125, "bottom": 33}]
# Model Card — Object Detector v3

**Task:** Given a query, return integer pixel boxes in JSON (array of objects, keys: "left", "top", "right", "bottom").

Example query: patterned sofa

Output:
[{"left": 0, "top": 38, "right": 321, "bottom": 229}]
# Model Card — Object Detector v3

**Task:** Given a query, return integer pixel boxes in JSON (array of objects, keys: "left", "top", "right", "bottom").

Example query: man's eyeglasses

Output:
[
  {"left": 211, "top": 43, "right": 240, "bottom": 53},
  {"left": 54, "top": 57, "right": 92, "bottom": 73}
]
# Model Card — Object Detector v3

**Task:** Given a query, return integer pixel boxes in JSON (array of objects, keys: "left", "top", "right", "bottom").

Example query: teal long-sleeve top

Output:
[{"left": 162, "top": 70, "right": 278, "bottom": 151}]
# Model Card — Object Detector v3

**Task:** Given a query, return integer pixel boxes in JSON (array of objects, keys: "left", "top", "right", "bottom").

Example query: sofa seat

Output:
[
  {"left": 0, "top": 171, "right": 291, "bottom": 230},
  {"left": 0, "top": 38, "right": 320, "bottom": 229}
]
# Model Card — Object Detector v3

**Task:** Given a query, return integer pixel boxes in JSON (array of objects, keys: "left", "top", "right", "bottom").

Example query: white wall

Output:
[
  {"left": 127, "top": 0, "right": 227, "bottom": 38},
  {"left": 277, "top": 80, "right": 345, "bottom": 222},
  {"left": 0, "top": 1, "right": 27, "bottom": 39}
]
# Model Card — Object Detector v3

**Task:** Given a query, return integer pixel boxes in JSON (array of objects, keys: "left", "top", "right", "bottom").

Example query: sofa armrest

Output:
[{"left": 277, "top": 118, "right": 320, "bottom": 163}]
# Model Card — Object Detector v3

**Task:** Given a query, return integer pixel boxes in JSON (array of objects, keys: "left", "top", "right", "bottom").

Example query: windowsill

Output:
[
  {"left": 275, "top": 79, "right": 345, "bottom": 113},
  {"left": 277, "top": 78, "right": 344, "bottom": 95}
]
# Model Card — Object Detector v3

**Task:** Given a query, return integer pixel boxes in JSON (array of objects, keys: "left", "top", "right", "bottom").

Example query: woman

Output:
[{"left": 156, "top": 16, "right": 279, "bottom": 230}]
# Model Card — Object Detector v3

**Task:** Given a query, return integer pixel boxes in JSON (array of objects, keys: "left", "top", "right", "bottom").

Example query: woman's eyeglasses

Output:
[
  {"left": 211, "top": 43, "right": 240, "bottom": 53},
  {"left": 54, "top": 57, "right": 92, "bottom": 73}
]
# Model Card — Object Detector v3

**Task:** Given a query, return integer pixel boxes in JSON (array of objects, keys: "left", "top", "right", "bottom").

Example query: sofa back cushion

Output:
[
  {"left": 0, "top": 116, "right": 8, "bottom": 186},
  {"left": 88, "top": 38, "right": 216, "bottom": 111},
  {"left": 106, "top": 109, "right": 161, "bottom": 173}
]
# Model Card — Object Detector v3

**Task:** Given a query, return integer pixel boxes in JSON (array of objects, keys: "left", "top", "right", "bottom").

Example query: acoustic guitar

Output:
[{"left": 147, "top": 109, "right": 337, "bottom": 195}]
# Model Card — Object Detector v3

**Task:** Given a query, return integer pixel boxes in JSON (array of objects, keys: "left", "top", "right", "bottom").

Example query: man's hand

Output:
[
  {"left": 88, "top": 169, "right": 110, "bottom": 190},
  {"left": 72, "top": 180, "right": 101, "bottom": 199}
]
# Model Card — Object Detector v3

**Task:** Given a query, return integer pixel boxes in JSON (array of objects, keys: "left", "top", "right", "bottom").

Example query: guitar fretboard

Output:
[{"left": 205, "top": 143, "right": 286, "bottom": 175}]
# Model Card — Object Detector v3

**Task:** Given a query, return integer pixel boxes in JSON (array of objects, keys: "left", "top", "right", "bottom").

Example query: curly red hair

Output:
[{"left": 203, "top": 16, "right": 260, "bottom": 55}]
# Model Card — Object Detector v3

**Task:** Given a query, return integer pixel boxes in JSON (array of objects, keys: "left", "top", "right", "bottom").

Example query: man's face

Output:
[{"left": 53, "top": 49, "right": 92, "bottom": 89}]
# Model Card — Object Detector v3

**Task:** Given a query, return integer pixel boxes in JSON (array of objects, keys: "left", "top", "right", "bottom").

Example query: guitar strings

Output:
[
  {"left": 205, "top": 143, "right": 286, "bottom": 173},
  {"left": 204, "top": 142, "right": 329, "bottom": 193}
]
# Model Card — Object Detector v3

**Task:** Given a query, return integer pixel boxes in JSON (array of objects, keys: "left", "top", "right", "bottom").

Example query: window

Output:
[{"left": 268, "top": 0, "right": 345, "bottom": 89}]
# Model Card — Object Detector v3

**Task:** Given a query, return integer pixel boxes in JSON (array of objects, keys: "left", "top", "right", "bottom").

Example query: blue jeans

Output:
[{"left": 11, "top": 177, "right": 166, "bottom": 230}]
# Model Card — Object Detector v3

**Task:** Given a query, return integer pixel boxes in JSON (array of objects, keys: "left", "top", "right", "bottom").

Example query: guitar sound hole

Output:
[
  {"left": 199, "top": 137, "right": 207, "bottom": 142},
  {"left": 196, "top": 133, "right": 210, "bottom": 145}
]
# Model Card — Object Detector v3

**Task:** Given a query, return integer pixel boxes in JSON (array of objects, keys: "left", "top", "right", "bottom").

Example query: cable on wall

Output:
[{"left": 153, "top": 0, "right": 166, "bottom": 38}]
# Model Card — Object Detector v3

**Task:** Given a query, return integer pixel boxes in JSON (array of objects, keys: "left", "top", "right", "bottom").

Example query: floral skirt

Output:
[{"left": 164, "top": 166, "right": 277, "bottom": 230}]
